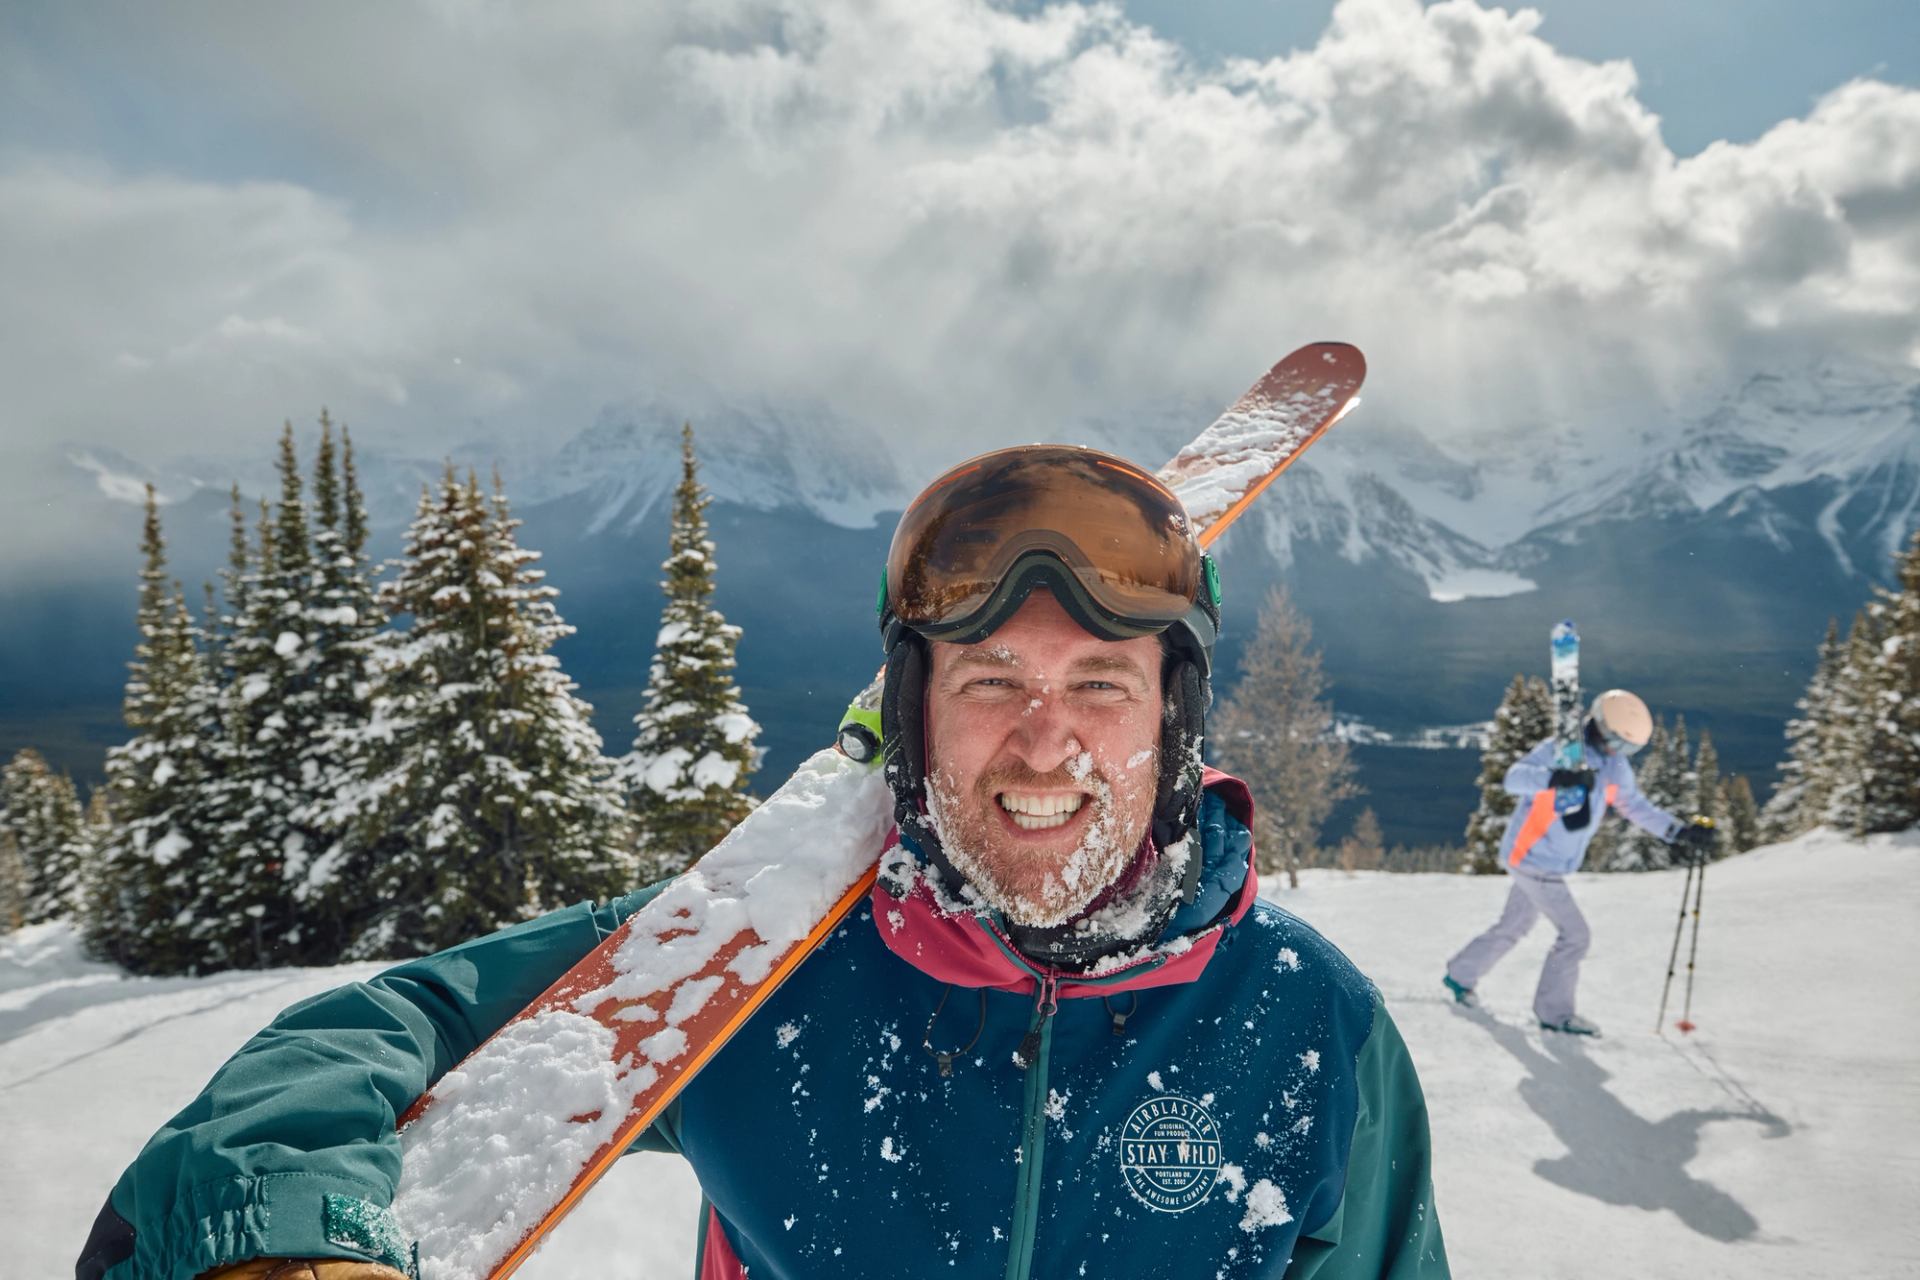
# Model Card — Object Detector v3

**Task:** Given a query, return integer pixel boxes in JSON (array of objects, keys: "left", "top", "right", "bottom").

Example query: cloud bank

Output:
[{"left": 0, "top": 0, "right": 1915, "bottom": 572}]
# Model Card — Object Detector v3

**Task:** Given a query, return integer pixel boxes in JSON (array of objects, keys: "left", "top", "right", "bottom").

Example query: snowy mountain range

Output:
[
  {"left": 13, "top": 358, "right": 1917, "bottom": 847},
  {"left": 1241, "top": 360, "right": 1919, "bottom": 603},
  {"left": 496, "top": 357, "right": 1920, "bottom": 606},
  {"left": 61, "top": 359, "right": 1917, "bottom": 601}
]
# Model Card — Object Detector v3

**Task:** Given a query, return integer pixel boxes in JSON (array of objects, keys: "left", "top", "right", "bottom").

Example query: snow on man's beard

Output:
[{"left": 925, "top": 747, "right": 1155, "bottom": 929}]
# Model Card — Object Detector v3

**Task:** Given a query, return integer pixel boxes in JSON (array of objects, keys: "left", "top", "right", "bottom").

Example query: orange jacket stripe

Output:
[
  {"left": 1509, "top": 790, "right": 1558, "bottom": 867},
  {"left": 1510, "top": 783, "right": 1622, "bottom": 868}
]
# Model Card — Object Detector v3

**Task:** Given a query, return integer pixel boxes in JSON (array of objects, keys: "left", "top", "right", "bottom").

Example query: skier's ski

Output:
[
  {"left": 389, "top": 342, "right": 1368, "bottom": 1279},
  {"left": 1511, "top": 618, "right": 1583, "bottom": 866},
  {"left": 1549, "top": 620, "right": 1585, "bottom": 813}
]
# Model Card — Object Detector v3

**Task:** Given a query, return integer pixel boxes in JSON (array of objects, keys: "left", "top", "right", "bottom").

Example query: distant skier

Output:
[{"left": 1442, "top": 690, "right": 1717, "bottom": 1036}]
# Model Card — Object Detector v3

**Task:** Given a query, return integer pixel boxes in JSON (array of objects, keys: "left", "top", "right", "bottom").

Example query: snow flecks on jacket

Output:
[{"left": 1239, "top": 1180, "right": 1294, "bottom": 1233}]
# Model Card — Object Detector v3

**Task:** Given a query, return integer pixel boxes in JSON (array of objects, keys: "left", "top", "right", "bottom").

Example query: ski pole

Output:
[
  {"left": 1676, "top": 852, "right": 1707, "bottom": 1033},
  {"left": 1655, "top": 859, "right": 1695, "bottom": 1034}
]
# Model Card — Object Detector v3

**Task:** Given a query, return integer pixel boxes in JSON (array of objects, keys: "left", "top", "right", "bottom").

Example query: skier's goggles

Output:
[
  {"left": 1591, "top": 723, "right": 1646, "bottom": 757},
  {"left": 885, "top": 445, "right": 1203, "bottom": 644},
  {"left": 1602, "top": 730, "right": 1645, "bottom": 758}
]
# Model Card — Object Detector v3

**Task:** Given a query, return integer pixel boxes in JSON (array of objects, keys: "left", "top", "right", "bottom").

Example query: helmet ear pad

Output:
[
  {"left": 880, "top": 632, "right": 931, "bottom": 841},
  {"left": 1154, "top": 655, "right": 1208, "bottom": 903}
]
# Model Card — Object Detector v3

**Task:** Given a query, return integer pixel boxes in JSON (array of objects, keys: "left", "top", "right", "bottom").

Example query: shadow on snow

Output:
[{"left": 1456, "top": 1003, "right": 1789, "bottom": 1243}]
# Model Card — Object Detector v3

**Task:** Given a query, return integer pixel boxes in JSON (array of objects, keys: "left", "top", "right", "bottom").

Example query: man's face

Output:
[{"left": 923, "top": 591, "right": 1164, "bottom": 928}]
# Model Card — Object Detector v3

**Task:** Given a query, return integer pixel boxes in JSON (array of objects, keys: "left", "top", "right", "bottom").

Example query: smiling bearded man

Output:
[
  {"left": 922, "top": 590, "right": 1166, "bottom": 931},
  {"left": 874, "top": 445, "right": 1222, "bottom": 971},
  {"left": 80, "top": 444, "right": 1446, "bottom": 1280}
]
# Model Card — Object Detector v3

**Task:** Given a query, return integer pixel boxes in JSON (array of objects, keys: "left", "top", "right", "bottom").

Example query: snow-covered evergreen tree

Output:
[
  {"left": 1692, "top": 729, "right": 1732, "bottom": 855},
  {"left": 317, "top": 469, "right": 635, "bottom": 957},
  {"left": 202, "top": 426, "right": 328, "bottom": 967},
  {"left": 90, "top": 487, "right": 223, "bottom": 973},
  {"left": 1762, "top": 618, "right": 1842, "bottom": 840},
  {"left": 292, "top": 415, "right": 380, "bottom": 954},
  {"left": 0, "top": 829, "right": 25, "bottom": 933},
  {"left": 1723, "top": 774, "right": 1761, "bottom": 852},
  {"left": 0, "top": 748, "right": 89, "bottom": 923},
  {"left": 306, "top": 414, "right": 378, "bottom": 729},
  {"left": 1820, "top": 610, "right": 1884, "bottom": 834},
  {"left": 1463, "top": 674, "right": 1554, "bottom": 875},
  {"left": 1859, "top": 528, "right": 1920, "bottom": 833},
  {"left": 621, "top": 424, "right": 760, "bottom": 878}
]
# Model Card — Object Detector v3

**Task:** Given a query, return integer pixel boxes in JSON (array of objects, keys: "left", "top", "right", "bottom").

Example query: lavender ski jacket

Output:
[
  {"left": 79, "top": 772, "right": 1447, "bottom": 1280},
  {"left": 1499, "top": 739, "right": 1680, "bottom": 876}
]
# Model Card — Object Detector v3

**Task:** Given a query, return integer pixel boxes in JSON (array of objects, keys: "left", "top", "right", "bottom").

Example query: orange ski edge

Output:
[
  {"left": 1194, "top": 410, "right": 1346, "bottom": 552},
  {"left": 487, "top": 859, "right": 882, "bottom": 1279}
]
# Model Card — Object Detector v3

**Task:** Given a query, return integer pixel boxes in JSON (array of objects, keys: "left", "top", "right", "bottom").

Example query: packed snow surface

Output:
[{"left": 5, "top": 829, "right": 1916, "bottom": 1278}]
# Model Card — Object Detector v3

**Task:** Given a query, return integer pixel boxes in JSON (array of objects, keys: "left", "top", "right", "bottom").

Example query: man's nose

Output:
[{"left": 1007, "top": 695, "right": 1080, "bottom": 773}]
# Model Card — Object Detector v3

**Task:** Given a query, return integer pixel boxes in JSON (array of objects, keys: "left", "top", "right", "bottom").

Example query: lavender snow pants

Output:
[{"left": 1446, "top": 869, "right": 1591, "bottom": 1025}]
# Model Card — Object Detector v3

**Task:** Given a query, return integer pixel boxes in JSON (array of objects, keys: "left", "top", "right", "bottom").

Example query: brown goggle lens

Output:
[{"left": 887, "top": 445, "right": 1200, "bottom": 634}]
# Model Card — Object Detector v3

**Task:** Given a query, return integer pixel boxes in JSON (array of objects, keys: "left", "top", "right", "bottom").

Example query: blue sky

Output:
[
  {"left": 0, "top": 0, "right": 1916, "bottom": 577},
  {"left": 1121, "top": 0, "right": 1919, "bottom": 154}
]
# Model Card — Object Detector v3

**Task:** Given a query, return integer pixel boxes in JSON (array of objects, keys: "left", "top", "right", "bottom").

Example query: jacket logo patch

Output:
[{"left": 1119, "top": 1095, "right": 1223, "bottom": 1213}]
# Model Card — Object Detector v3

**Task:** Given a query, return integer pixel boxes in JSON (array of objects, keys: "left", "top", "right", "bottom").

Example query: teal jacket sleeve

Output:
[
  {"left": 1288, "top": 993, "right": 1449, "bottom": 1278},
  {"left": 79, "top": 886, "right": 665, "bottom": 1280}
]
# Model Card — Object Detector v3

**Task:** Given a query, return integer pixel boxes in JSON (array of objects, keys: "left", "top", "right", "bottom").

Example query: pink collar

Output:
[{"left": 871, "top": 769, "right": 1257, "bottom": 998}]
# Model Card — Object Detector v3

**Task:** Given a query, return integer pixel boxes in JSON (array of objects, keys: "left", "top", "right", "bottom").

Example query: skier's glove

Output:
[
  {"left": 198, "top": 1260, "right": 412, "bottom": 1280},
  {"left": 1548, "top": 767, "right": 1596, "bottom": 794},
  {"left": 1668, "top": 818, "right": 1719, "bottom": 865}
]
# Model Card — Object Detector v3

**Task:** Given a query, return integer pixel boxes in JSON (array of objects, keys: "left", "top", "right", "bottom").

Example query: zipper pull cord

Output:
[
  {"left": 1103, "top": 991, "right": 1139, "bottom": 1036},
  {"left": 1014, "top": 976, "right": 1059, "bottom": 1071},
  {"left": 922, "top": 984, "right": 988, "bottom": 1078}
]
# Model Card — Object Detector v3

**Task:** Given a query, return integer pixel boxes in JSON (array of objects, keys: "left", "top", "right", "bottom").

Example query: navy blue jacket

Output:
[{"left": 82, "top": 775, "right": 1446, "bottom": 1279}]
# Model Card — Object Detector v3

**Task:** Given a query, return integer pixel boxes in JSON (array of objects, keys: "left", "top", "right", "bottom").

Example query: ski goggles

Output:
[
  {"left": 883, "top": 445, "right": 1211, "bottom": 647},
  {"left": 1590, "top": 722, "right": 1645, "bottom": 758}
]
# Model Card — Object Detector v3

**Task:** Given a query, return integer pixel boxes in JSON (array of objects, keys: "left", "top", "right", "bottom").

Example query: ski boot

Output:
[
  {"left": 1441, "top": 974, "right": 1477, "bottom": 1007},
  {"left": 1539, "top": 1013, "right": 1601, "bottom": 1037}
]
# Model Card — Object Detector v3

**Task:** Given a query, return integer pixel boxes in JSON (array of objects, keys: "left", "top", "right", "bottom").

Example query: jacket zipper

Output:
[
  {"left": 971, "top": 918, "right": 1190, "bottom": 1280},
  {"left": 1004, "top": 973, "right": 1058, "bottom": 1280}
]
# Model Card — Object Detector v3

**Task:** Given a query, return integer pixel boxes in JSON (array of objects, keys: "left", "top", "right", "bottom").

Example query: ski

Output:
[
  {"left": 1549, "top": 620, "right": 1585, "bottom": 813},
  {"left": 1510, "top": 619, "right": 1584, "bottom": 866},
  {"left": 388, "top": 342, "right": 1368, "bottom": 1279}
]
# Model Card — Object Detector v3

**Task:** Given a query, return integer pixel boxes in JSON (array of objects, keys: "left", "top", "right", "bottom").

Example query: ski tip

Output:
[
  {"left": 1252, "top": 341, "right": 1365, "bottom": 393},
  {"left": 1306, "top": 341, "right": 1365, "bottom": 381},
  {"left": 1675, "top": 1020, "right": 1697, "bottom": 1034}
]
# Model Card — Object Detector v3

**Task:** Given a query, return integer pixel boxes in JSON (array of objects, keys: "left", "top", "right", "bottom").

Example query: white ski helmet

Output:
[{"left": 1589, "top": 689, "right": 1653, "bottom": 756}]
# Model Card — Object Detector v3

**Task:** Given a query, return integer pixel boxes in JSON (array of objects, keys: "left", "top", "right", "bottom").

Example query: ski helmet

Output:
[
  {"left": 876, "top": 444, "right": 1221, "bottom": 876},
  {"left": 1588, "top": 689, "right": 1653, "bottom": 756}
]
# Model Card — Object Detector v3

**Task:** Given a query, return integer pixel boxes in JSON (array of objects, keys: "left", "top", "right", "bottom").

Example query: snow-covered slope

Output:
[{"left": 5, "top": 829, "right": 1913, "bottom": 1279}]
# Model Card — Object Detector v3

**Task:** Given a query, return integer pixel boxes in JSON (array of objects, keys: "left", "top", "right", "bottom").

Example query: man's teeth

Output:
[{"left": 999, "top": 792, "right": 1085, "bottom": 830}]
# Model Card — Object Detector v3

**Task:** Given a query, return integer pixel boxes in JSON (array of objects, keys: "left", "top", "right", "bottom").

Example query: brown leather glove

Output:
[{"left": 198, "top": 1260, "right": 411, "bottom": 1280}]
